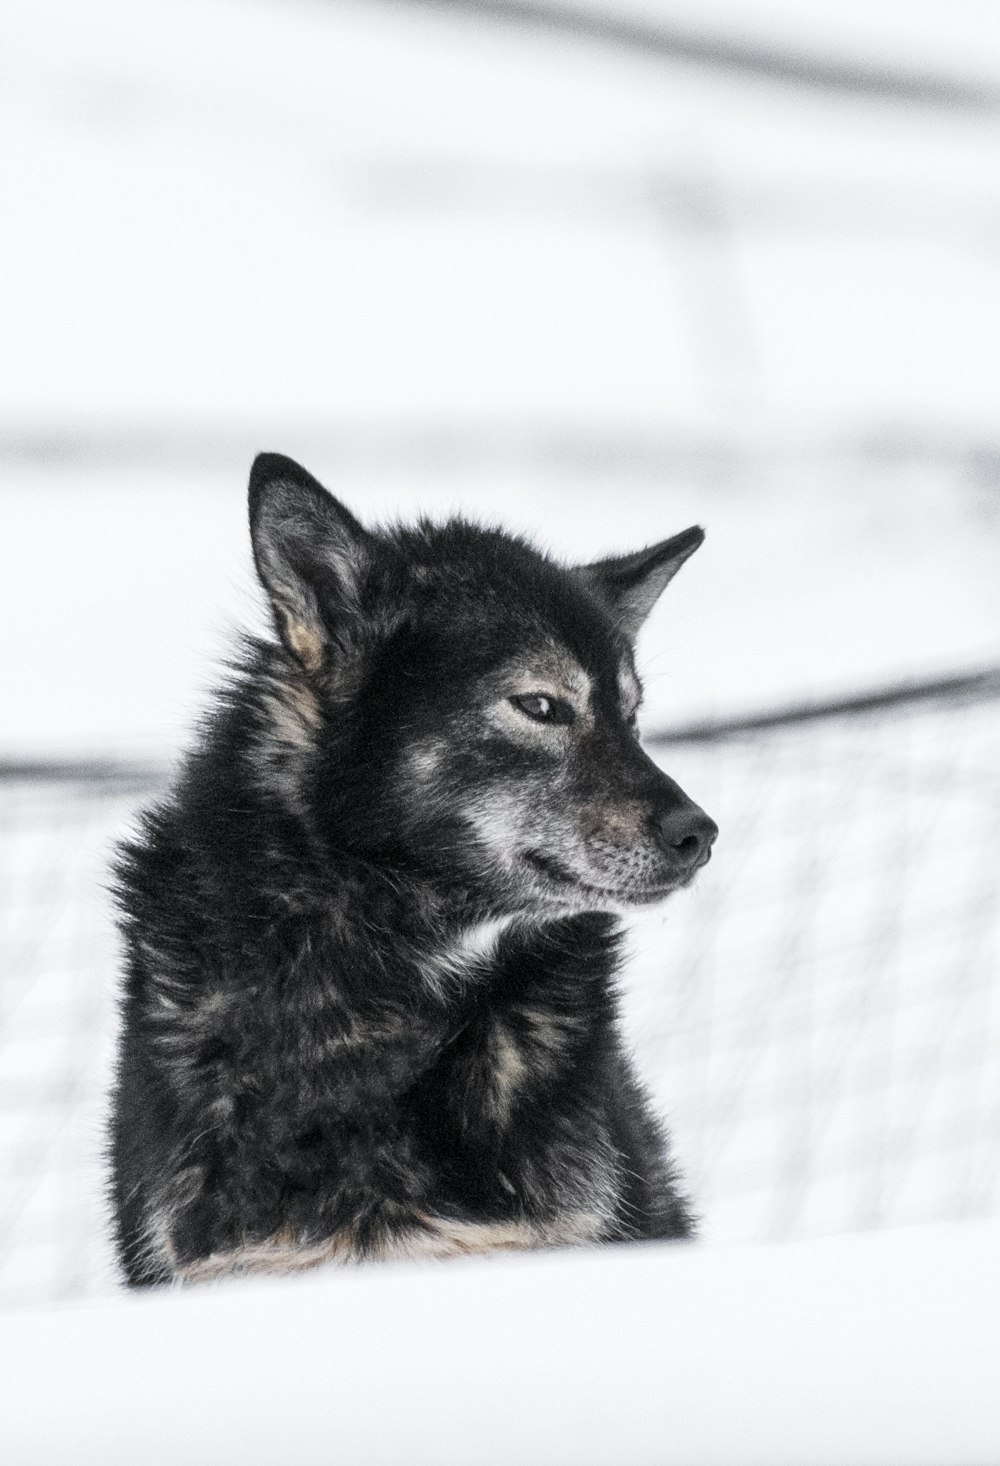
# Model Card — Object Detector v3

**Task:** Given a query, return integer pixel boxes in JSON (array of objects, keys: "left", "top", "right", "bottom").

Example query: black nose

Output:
[{"left": 650, "top": 801, "right": 718, "bottom": 871}]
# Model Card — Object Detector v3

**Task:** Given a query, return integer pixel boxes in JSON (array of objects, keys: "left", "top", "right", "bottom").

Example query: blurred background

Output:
[{"left": 1, "top": 0, "right": 998, "bottom": 1306}]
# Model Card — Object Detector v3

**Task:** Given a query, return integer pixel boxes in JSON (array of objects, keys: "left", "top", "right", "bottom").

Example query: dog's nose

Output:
[{"left": 650, "top": 803, "right": 718, "bottom": 871}]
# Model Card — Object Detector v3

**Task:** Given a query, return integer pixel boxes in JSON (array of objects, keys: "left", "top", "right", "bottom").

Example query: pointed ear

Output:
[
  {"left": 574, "top": 525, "right": 704, "bottom": 640},
  {"left": 248, "top": 453, "right": 372, "bottom": 673}
]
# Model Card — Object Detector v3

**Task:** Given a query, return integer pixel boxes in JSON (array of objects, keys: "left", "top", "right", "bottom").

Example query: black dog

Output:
[{"left": 109, "top": 453, "right": 716, "bottom": 1284}]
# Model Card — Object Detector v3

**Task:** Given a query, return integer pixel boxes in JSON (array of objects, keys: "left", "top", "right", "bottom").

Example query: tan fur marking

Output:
[
  {"left": 284, "top": 615, "right": 325, "bottom": 674},
  {"left": 406, "top": 1215, "right": 543, "bottom": 1257},
  {"left": 408, "top": 1210, "right": 607, "bottom": 1253},
  {"left": 166, "top": 1205, "right": 606, "bottom": 1283},
  {"left": 618, "top": 661, "right": 641, "bottom": 719},
  {"left": 262, "top": 677, "right": 322, "bottom": 749},
  {"left": 250, "top": 669, "right": 323, "bottom": 813},
  {"left": 519, "top": 1004, "right": 580, "bottom": 1054},
  {"left": 405, "top": 738, "right": 446, "bottom": 785},
  {"left": 586, "top": 804, "right": 648, "bottom": 842},
  {"left": 169, "top": 1218, "right": 540, "bottom": 1281},
  {"left": 489, "top": 1019, "right": 529, "bottom": 1125},
  {"left": 174, "top": 1228, "right": 358, "bottom": 1283}
]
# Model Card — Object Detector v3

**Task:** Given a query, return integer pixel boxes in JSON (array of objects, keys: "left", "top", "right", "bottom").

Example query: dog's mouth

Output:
[{"left": 521, "top": 849, "right": 678, "bottom": 907}]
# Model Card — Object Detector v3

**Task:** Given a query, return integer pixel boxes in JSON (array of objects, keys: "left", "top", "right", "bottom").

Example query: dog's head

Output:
[{"left": 248, "top": 453, "right": 717, "bottom": 916}]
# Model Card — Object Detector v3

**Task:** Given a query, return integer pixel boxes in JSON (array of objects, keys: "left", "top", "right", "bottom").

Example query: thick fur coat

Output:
[{"left": 109, "top": 454, "right": 716, "bottom": 1285}]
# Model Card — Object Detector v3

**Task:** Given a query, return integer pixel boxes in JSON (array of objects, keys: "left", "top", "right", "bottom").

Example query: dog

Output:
[{"left": 109, "top": 452, "right": 717, "bottom": 1285}]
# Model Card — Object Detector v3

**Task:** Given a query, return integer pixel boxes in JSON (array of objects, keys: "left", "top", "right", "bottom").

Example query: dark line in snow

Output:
[
  {"left": 383, "top": 0, "right": 1000, "bottom": 115},
  {"left": 646, "top": 666, "right": 1000, "bottom": 744}
]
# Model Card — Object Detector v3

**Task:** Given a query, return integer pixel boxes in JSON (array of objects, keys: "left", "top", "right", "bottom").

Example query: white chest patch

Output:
[{"left": 423, "top": 914, "right": 521, "bottom": 991}]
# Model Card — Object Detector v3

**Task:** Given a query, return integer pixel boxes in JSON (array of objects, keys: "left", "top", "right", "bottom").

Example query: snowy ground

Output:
[{"left": 2, "top": 1218, "right": 1000, "bottom": 1465}]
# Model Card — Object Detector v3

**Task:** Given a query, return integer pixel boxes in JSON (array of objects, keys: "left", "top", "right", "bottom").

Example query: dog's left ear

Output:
[
  {"left": 574, "top": 526, "right": 704, "bottom": 641},
  {"left": 248, "top": 452, "right": 373, "bottom": 673}
]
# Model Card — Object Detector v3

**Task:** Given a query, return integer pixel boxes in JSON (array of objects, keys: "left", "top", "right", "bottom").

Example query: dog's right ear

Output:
[
  {"left": 574, "top": 526, "right": 704, "bottom": 642},
  {"left": 248, "top": 453, "right": 372, "bottom": 674}
]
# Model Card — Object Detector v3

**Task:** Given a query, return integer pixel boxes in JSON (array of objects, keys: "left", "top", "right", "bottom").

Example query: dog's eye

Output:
[{"left": 510, "top": 694, "right": 575, "bottom": 726}]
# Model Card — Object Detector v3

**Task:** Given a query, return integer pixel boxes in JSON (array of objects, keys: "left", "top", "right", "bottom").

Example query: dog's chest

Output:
[{"left": 425, "top": 922, "right": 598, "bottom": 1132}]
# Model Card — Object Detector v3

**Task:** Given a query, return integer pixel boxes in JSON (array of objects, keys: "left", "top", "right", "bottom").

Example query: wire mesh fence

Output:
[
  {"left": 1, "top": 670, "right": 998, "bottom": 1306},
  {"left": 629, "top": 669, "right": 1000, "bottom": 1244}
]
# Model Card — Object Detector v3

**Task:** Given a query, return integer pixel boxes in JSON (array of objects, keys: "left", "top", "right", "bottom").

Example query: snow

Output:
[
  {"left": 3, "top": 0, "right": 999, "bottom": 429},
  {"left": 2, "top": 0, "right": 999, "bottom": 756},
  {"left": 1, "top": 1219, "right": 999, "bottom": 1464}
]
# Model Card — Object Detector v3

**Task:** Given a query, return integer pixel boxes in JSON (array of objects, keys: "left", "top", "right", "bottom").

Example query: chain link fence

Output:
[{"left": 2, "top": 670, "right": 998, "bottom": 1305}]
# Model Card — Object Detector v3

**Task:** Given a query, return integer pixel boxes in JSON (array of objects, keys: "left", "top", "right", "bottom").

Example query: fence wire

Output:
[
  {"left": 630, "top": 672, "right": 1000, "bottom": 1243},
  {"left": 1, "top": 671, "right": 998, "bottom": 1305}
]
